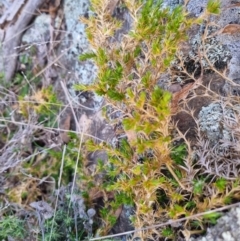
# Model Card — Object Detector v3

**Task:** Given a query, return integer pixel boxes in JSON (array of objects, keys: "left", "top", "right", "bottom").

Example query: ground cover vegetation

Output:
[{"left": 1, "top": 0, "right": 240, "bottom": 240}]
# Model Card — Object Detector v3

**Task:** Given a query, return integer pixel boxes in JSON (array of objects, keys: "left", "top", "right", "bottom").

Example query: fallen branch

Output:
[{"left": 0, "top": 0, "right": 45, "bottom": 83}]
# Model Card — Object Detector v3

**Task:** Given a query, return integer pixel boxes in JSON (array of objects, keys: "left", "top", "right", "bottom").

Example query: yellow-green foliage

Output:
[
  {"left": 0, "top": 216, "right": 26, "bottom": 240},
  {"left": 19, "top": 86, "right": 61, "bottom": 126},
  {"left": 7, "top": 134, "right": 83, "bottom": 206},
  {"left": 77, "top": 0, "right": 239, "bottom": 239},
  {"left": 78, "top": 0, "right": 192, "bottom": 233}
]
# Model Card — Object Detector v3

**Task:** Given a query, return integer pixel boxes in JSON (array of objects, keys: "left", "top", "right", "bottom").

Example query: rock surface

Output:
[
  {"left": 190, "top": 206, "right": 240, "bottom": 241},
  {"left": 187, "top": 0, "right": 240, "bottom": 240}
]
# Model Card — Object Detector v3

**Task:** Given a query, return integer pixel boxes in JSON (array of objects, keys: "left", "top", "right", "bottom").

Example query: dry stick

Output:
[
  {"left": 61, "top": 81, "right": 85, "bottom": 240},
  {"left": 0, "top": 99, "right": 97, "bottom": 111},
  {"left": 68, "top": 91, "right": 102, "bottom": 111},
  {"left": 0, "top": 118, "right": 105, "bottom": 142},
  {"left": 20, "top": 169, "right": 56, "bottom": 184},
  {"left": 71, "top": 131, "right": 84, "bottom": 240},
  {"left": 166, "top": 162, "right": 186, "bottom": 190},
  {"left": 60, "top": 81, "right": 80, "bottom": 133},
  {"left": 21, "top": 44, "right": 73, "bottom": 86},
  {"left": 0, "top": 98, "right": 97, "bottom": 111},
  {"left": 14, "top": 40, "right": 63, "bottom": 50},
  {"left": 184, "top": 0, "right": 191, "bottom": 6},
  {"left": 20, "top": 143, "right": 62, "bottom": 165},
  {"left": 90, "top": 202, "right": 240, "bottom": 241},
  {"left": 49, "top": 144, "right": 66, "bottom": 241},
  {"left": 21, "top": 71, "right": 37, "bottom": 94},
  {"left": 1, "top": 98, "right": 91, "bottom": 135}
]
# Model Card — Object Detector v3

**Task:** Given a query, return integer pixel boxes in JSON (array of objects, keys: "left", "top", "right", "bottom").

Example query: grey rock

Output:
[
  {"left": 198, "top": 103, "right": 233, "bottom": 144},
  {"left": 190, "top": 206, "right": 240, "bottom": 241},
  {"left": 186, "top": 0, "right": 208, "bottom": 17}
]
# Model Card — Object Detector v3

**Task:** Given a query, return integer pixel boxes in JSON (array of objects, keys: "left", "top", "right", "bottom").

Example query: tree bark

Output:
[{"left": 0, "top": 0, "right": 45, "bottom": 83}]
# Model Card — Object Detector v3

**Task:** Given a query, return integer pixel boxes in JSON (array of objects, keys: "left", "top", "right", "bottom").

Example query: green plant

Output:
[
  {"left": 0, "top": 215, "right": 27, "bottom": 240},
  {"left": 7, "top": 134, "right": 83, "bottom": 206},
  {"left": 18, "top": 86, "right": 62, "bottom": 127},
  {"left": 203, "top": 212, "right": 222, "bottom": 225},
  {"left": 206, "top": 0, "right": 221, "bottom": 15},
  {"left": 193, "top": 178, "right": 205, "bottom": 195},
  {"left": 162, "top": 227, "right": 174, "bottom": 239},
  {"left": 77, "top": 0, "right": 199, "bottom": 237},
  {"left": 41, "top": 191, "right": 94, "bottom": 241},
  {"left": 76, "top": 0, "right": 240, "bottom": 239}
]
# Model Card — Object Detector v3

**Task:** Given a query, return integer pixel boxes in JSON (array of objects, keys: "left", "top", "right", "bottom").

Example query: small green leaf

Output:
[
  {"left": 79, "top": 51, "right": 96, "bottom": 61},
  {"left": 162, "top": 227, "right": 174, "bottom": 238},
  {"left": 193, "top": 179, "right": 205, "bottom": 195},
  {"left": 171, "top": 144, "right": 187, "bottom": 165},
  {"left": 134, "top": 45, "right": 142, "bottom": 57},
  {"left": 74, "top": 83, "right": 89, "bottom": 91},
  {"left": 215, "top": 177, "right": 227, "bottom": 192},
  {"left": 119, "top": 138, "right": 133, "bottom": 159},
  {"left": 123, "top": 52, "right": 131, "bottom": 63},
  {"left": 19, "top": 85, "right": 29, "bottom": 97},
  {"left": 203, "top": 212, "right": 222, "bottom": 224},
  {"left": 141, "top": 71, "right": 151, "bottom": 87},
  {"left": 169, "top": 204, "right": 186, "bottom": 218},
  {"left": 122, "top": 118, "right": 135, "bottom": 130},
  {"left": 97, "top": 47, "right": 109, "bottom": 65},
  {"left": 224, "top": 196, "right": 232, "bottom": 205},
  {"left": 136, "top": 91, "right": 146, "bottom": 108},
  {"left": 185, "top": 201, "right": 196, "bottom": 210},
  {"left": 206, "top": 0, "right": 220, "bottom": 15},
  {"left": 132, "top": 165, "right": 142, "bottom": 175},
  {"left": 95, "top": 89, "right": 106, "bottom": 96},
  {"left": 107, "top": 89, "right": 125, "bottom": 100},
  {"left": 126, "top": 88, "right": 134, "bottom": 99}
]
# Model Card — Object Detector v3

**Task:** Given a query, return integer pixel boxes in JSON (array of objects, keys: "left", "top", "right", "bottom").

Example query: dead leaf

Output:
[
  {"left": 171, "top": 83, "right": 195, "bottom": 114},
  {"left": 113, "top": 205, "right": 123, "bottom": 220},
  {"left": 171, "top": 69, "right": 203, "bottom": 115},
  {"left": 220, "top": 24, "right": 240, "bottom": 35},
  {"left": 171, "top": 79, "right": 202, "bottom": 115},
  {"left": 88, "top": 187, "right": 115, "bottom": 201},
  {"left": 88, "top": 187, "right": 104, "bottom": 200}
]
